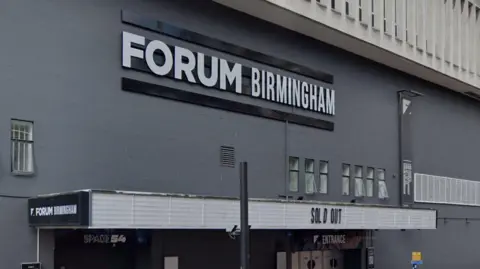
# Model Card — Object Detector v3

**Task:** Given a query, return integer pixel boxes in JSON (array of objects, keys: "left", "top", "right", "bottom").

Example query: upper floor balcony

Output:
[{"left": 215, "top": 0, "right": 480, "bottom": 99}]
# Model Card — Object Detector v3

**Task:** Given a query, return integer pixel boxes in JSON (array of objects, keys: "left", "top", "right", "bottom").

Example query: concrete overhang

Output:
[{"left": 214, "top": 0, "right": 480, "bottom": 100}]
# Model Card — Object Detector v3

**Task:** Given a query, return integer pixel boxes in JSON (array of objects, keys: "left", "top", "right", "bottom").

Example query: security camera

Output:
[
  {"left": 227, "top": 225, "right": 240, "bottom": 235},
  {"left": 226, "top": 225, "right": 241, "bottom": 239}
]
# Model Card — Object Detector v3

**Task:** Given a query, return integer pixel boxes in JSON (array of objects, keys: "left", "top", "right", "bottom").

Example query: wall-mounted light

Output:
[
  {"left": 398, "top": 89, "right": 425, "bottom": 98},
  {"left": 437, "top": 217, "right": 480, "bottom": 225}
]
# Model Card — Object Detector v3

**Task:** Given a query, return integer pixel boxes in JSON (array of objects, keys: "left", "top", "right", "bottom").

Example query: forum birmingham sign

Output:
[{"left": 121, "top": 31, "right": 335, "bottom": 116}]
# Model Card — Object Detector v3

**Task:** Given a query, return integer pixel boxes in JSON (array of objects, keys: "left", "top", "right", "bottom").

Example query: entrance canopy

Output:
[{"left": 28, "top": 190, "right": 437, "bottom": 230}]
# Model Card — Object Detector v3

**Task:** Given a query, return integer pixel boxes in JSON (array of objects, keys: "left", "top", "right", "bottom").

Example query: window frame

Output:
[
  {"left": 359, "top": 0, "right": 369, "bottom": 25},
  {"left": 393, "top": 0, "right": 397, "bottom": 36},
  {"left": 354, "top": 165, "right": 365, "bottom": 197},
  {"left": 371, "top": 0, "right": 377, "bottom": 29},
  {"left": 366, "top": 167, "right": 375, "bottom": 197},
  {"left": 11, "top": 119, "right": 35, "bottom": 175},
  {"left": 342, "top": 163, "right": 351, "bottom": 195},
  {"left": 289, "top": 156, "right": 300, "bottom": 192},
  {"left": 319, "top": 160, "right": 329, "bottom": 194},
  {"left": 383, "top": 0, "right": 387, "bottom": 33},
  {"left": 394, "top": 0, "right": 403, "bottom": 40},
  {"left": 359, "top": 0, "right": 363, "bottom": 22},
  {"left": 305, "top": 158, "right": 316, "bottom": 194},
  {"left": 377, "top": 168, "right": 389, "bottom": 199}
]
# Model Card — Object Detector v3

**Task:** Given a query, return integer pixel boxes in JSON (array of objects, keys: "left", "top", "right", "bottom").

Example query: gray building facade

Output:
[{"left": 0, "top": 0, "right": 476, "bottom": 269}]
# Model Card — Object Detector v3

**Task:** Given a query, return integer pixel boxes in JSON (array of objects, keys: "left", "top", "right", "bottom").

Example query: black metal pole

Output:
[{"left": 240, "top": 162, "right": 250, "bottom": 269}]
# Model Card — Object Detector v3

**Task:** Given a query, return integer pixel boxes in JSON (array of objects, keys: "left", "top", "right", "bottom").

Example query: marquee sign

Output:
[
  {"left": 89, "top": 191, "right": 437, "bottom": 230},
  {"left": 27, "top": 190, "right": 436, "bottom": 230},
  {"left": 310, "top": 207, "right": 342, "bottom": 224}
]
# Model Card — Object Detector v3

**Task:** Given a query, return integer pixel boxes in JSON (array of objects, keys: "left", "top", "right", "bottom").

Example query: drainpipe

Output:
[
  {"left": 36, "top": 228, "right": 40, "bottom": 262},
  {"left": 285, "top": 121, "right": 289, "bottom": 200}
]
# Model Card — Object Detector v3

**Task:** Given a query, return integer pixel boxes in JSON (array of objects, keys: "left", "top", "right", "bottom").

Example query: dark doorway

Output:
[{"left": 343, "top": 249, "right": 362, "bottom": 269}]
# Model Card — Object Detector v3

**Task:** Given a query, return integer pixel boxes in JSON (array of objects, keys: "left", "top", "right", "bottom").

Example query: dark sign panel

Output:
[
  {"left": 28, "top": 191, "right": 90, "bottom": 227},
  {"left": 21, "top": 262, "right": 41, "bottom": 269},
  {"left": 55, "top": 229, "right": 152, "bottom": 248},
  {"left": 121, "top": 10, "right": 334, "bottom": 84},
  {"left": 120, "top": 10, "right": 336, "bottom": 132},
  {"left": 312, "top": 231, "right": 364, "bottom": 250}
]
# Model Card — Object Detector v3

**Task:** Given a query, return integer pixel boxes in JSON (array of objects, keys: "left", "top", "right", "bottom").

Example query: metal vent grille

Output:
[{"left": 220, "top": 146, "right": 235, "bottom": 167}]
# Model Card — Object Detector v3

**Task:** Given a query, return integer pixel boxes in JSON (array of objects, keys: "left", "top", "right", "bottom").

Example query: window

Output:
[
  {"left": 359, "top": 0, "right": 368, "bottom": 24},
  {"left": 11, "top": 120, "right": 34, "bottom": 174},
  {"left": 289, "top": 157, "right": 299, "bottom": 192},
  {"left": 319, "top": 161, "right": 328, "bottom": 194},
  {"left": 460, "top": 0, "right": 468, "bottom": 68},
  {"left": 331, "top": 0, "right": 337, "bottom": 10},
  {"left": 371, "top": 0, "right": 375, "bottom": 28},
  {"left": 394, "top": 0, "right": 403, "bottom": 39},
  {"left": 444, "top": 0, "right": 451, "bottom": 62},
  {"left": 342, "top": 164, "right": 351, "bottom": 195},
  {"left": 405, "top": 0, "right": 416, "bottom": 45},
  {"left": 468, "top": 3, "right": 475, "bottom": 70},
  {"left": 345, "top": 0, "right": 350, "bottom": 15},
  {"left": 477, "top": 7, "right": 480, "bottom": 75},
  {"left": 425, "top": 0, "right": 434, "bottom": 55},
  {"left": 435, "top": 0, "right": 444, "bottom": 58},
  {"left": 366, "top": 167, "right": 374, "bottom": 197},
  {"left": 305, "top": 159, "right": 316, "bottom": 194},
  {"left": 359, "top": 0, "right": 363, "bottom": 22},
  {"left": 383, "top": 0, "right": 394, "bottom": 35},
  {"left": 354, "top": 165, "right": 365, "bottom": 197},
  {"left": 383, "top": 0, "right": 387, "bottom": 33},
  {"left": 378, "top": 169, "right": 388, "bottom": 199},
  {"left": 405, "top": 0, "right": 408, "bottom": 41},
  {"left": 415, "top": 0, "right": 424, "bottom": 50},
  {"left": 394, "top": 0, "right": 397, "bottom": 36}
]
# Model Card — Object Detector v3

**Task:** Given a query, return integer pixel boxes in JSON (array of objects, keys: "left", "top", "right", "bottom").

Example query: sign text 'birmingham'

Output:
[
  {"left": 30, "top": 205, "right": 77, "bottom": 217},
  {"left": 122, "top": 31, "right": 335, "bottom": 116}
]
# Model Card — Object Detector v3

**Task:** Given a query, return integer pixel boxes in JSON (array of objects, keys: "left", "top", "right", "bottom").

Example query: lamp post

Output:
[{"left": 239, "top": 162, "right": 250, "bottom": 269}]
